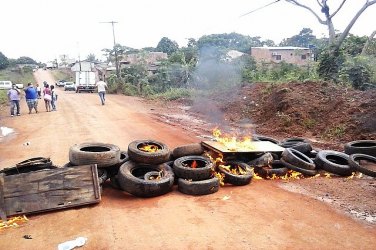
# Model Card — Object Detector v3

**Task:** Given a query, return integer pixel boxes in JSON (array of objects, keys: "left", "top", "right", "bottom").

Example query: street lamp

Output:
[{"left": 101, "top": 21, "right": 120, "bottom": 78}]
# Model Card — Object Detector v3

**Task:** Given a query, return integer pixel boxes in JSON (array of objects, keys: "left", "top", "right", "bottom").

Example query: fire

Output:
[
  {"left": 0, "top": 215, "right": 29, "bottom": 229},
  {"left": 219, "top": 164, "right": 248, "bottom": 175},
  {"left": 139, "top": 144, "right": 160, "bottom": 152},
  {"left": 191, "top": 160, "right": 197, "bottom": 169},
  {"left": 212, "top": 127, "right": 255, "bottom": 151}
]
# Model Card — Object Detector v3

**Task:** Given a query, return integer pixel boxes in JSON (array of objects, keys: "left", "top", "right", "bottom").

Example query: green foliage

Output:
[
  {"left": 50, "top": 69, "right": 74, "bottom": 82},
  {"left": 279, "top": 28, "right": 317, "bottom": 47},
  {"left": 276, "top": 112, "right": 292, "bottom": 127},
  {"left": 323, "top": 124, "right": 346, "bottom": 139},
  {"left": 0, "top": 52, "right": 9, "bottom": 70},
  {"left": 0, "top": 68, "right": 34, "bottom": 85},
  {"left": 156, "top": 37, "right": 179, "bottom": 55},
  {"left": 0, "top": 90, "right": 7, "bottom": 105},
  {"left": 317, "top": 48, "right": 344, "bottom": 82},
  {"left": 340, "top": 34, "right": 367, "bottom": 56},
  {"left": 14, "top": 56, "right": 37, "bottom": 65},
  {"left": 151, "top": 87, "right": 193, "bottom": 101},
  {"left": 339, "top": 55, "right": 374, "bottom": 89}
]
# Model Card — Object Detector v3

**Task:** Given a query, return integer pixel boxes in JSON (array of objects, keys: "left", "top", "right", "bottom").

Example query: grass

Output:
[
  {"left": 50, "top": 69, "right": 75, "bottom": 82},
  {"left": 323, "top": 124, "right": 347, "bottom": 139},
  {"left": 151, "top": 88, "right": 193, "bottom": 101},
  {"left": 0, "top": 68, "right": 34, "bottom": 105}
]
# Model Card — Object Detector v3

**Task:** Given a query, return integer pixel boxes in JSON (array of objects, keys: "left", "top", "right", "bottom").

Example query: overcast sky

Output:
[{"left": 1, "top": 0, "right": 375, "bottom": 63}]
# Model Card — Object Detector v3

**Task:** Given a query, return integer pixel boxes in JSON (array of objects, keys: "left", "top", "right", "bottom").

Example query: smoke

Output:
[{"left": 191, "top": 46, "right": 254, "bottom": 136}]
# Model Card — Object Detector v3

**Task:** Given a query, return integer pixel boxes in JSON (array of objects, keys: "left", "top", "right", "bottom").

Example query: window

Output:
[
  {"left": 301, "top": 55, "right": 307, "bottom": 60},
  {"left": 276, "top": 55, "right": 281, "bottom": 60}
]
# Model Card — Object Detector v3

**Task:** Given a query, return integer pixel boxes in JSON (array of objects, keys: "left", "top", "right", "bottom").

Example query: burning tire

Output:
[
  {"left": 173, "top": 156, "right": 213, "bottom": 181},
  {"left": 69, "top": 142, "right": 121, "bottom": 168},
  {"left": 344, "top": 140, "right": 376, "bottom": 157},
  {"left": 348, "top": 154, "right": 376, "bottom": 177},
  {"left": 314, "top": 150, "right": 352, "bottom": 176},
  {"left": 280, "top": 158, "right": 318, "bottom": 176},
  {"left": 117, "top": 161, "right": 174, "bottom": 197},
  {"left": 281, "top": 148, "right": 316, "bottom": 170},
  {"left": 254, "top": 160, "right": 289, "bottom": 178},
  {"left": 218, "top": 161, "right": 254, "bottom": 186},
  {"left": 172, "top": 143, "right": 204, "bottom": 159},
  {"left": 279, "top": 138, "right": 312, "bottom": 154},
  {"left": 178, "top": 177, "right": 219, "bottom": 196},
  {"left": 128, "top": 139, "right": 171, "bottom": 164},
  {"left": 247, "top": 153, "right": 274, "bottom": 167},
  {"left": 253, "top": 135, "right": 280, "bottom": 145},
  {"left": 106, "top": 150, "right": 129, "bottom": 177}
]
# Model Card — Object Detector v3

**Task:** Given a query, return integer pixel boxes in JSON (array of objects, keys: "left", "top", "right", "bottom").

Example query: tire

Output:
[
  {"left": 163, "top": 161, "right": 178, "bottom": 185},
  {"left": 218, "top": 161, "right": 253, "bottom": 186},
  {"left": 117, "top": 161, "right": 174, "bottom": 198},
  {"left": 173, "top": 156, "right": 213, "bottom": 181},
  {"left": 106, "top": 150, "right": 129, "bottom": 177},
  {"left": 69, "top": 142, "right": 121, "bottom": 168},
  {"left": 348, "top": 154, "right": 376, "bottom": 177},
  {"left": 128, "top": 139, "right": 171, "bottom": 164},
  {"left": 178, "top": 177, "right": 219, "bottom": 196},
  {"left": 281, "top": 148, "right": 316, "bottom": 170},
  {"left": 253, "top": 135, "right": 280, "bottom": 145},
  {"left": 344, "top": 140, "right": 376, "bottom": 157},
  {"left": 172, "top": 143, "right": 204, "bottom": 159},
  {"left": 144, "top": 171, "right": 162, "bottom": 181},
  {"left": 110, "top": 175, "right": 121, "bottom": 190},
  {"left": 97, "top": 169, "right": 109, "bottom": 184},
  {"left": 314, "top": 150, "right": 352, "bottom": 176},
  {"left": 247, "top": 153, "right": 274, "bottom": 167},
  {"left": 280, "top": 159, "right": 318, "bottom": 176},
  {"left": 0, "top": 157, "right": 55, "bottom": 176},
  {"left": 279, "top": 141, "right": 312, "bottom": 154},
  {"left": 254, "top": 160, "right": 289, "bottom": 177}
]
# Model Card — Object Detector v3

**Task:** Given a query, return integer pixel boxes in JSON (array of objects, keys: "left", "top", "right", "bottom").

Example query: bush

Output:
[
  {"left": 151, "top": 87, "right": 193, "bottom": 101},
  {"left": 339, "top": 55, "right": 374, "bottom": 89}
]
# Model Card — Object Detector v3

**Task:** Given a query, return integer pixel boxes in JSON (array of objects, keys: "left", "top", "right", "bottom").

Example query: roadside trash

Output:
[
  {"left": 23, "top": 141, "right": 31, "bottom": 146},
  {"left": 23, "top": 235, "right": 32, "bottom": 239},
  {"left": 222, "top": 195, "right": 231, "bottom": 200},
  {"left": 1, "top": 127, "right": 14, "bottom": 137},
  {"left": 58, "top": 237, "right": 87, "bottom": 250}
]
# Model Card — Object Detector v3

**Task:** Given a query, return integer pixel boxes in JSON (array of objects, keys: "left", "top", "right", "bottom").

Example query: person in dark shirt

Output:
[{"left": 24, "top": 82, "right": 39, "bottom": 114}]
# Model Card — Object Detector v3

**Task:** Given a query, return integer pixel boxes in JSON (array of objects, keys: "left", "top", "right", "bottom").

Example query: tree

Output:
[
  {"left": 361, "top": 30, "right": 376, "bottom": 55},
  {"left": 15, "top": 56, "right": 37, "bottom": 65},
  {"left": 156, "top": 37, "right": 179, "bottom": 55},
  {"left": 86, "top": 54, "right": 96, "bottom": 62},
  {"left": 0, "top": 52, "right": 9, "bottom": 69},
  {"left": 285, "top": 0, "right": 376, "bottom": 52},
  {"left": 279, "top": 28, "right": 317, "bottom": 47}
]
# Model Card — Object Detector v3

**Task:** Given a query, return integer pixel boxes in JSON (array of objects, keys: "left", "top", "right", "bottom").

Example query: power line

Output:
[{"left": 239, "top": 0, "right": 281, "bottom": 18}]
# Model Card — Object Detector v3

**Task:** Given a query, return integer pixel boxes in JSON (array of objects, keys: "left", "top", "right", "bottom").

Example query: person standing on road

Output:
[
  {"left": 24, "top": 82, "right": 38, "bottom": 114},
  {"left": 7, "top": 84, "right": 21, "bottom": 117},
  {"left": 36, "top": 83, "right": 42, "bottom": 99},
  {"left": 95, "top": 77, "right": 108, "bottom": 105},
  {"left": 51, "top": 85, "right": 58, "bottom": 111},
  {"left": 43, "top": 84, "right": 52, "bottom": 112}
]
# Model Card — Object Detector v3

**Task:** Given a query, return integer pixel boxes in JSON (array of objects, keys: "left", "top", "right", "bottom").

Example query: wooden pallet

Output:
[{"left": 0, "top": 164, "right": 101, "bottom": 220}]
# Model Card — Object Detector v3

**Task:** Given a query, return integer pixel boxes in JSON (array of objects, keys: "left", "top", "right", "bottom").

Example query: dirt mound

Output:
[{"left": 209, "top": 81, "right": 376, "bottom": 150}]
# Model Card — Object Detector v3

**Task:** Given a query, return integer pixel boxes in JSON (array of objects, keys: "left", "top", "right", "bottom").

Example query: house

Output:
[
  {"left": 250, "top": 46, "right": 313, "bottom": 66},
  {"left": 119, "top": 52, "right": 168, "bottom": 73}
]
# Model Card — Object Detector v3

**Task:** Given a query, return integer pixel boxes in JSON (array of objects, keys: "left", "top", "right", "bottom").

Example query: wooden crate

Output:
[{"left": 0, "top": 164, "right": 101, "bottom": 220}]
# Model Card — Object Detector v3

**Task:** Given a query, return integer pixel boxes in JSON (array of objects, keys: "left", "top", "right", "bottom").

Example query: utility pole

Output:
[{"left": 100, "top": 21, "right": 120, "bottom": 78}]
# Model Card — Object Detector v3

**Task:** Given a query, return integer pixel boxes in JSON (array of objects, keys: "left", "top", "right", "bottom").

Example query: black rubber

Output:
[
  {"left": 97, "top": 169, "right": 109, "bottom": 184},
  {"left": 348, "top": 154, "right": 376, "bottom": 177},
  {"left": 344, "top": 140, "right": 376, "bottom": 157},
  {"left": 172, "top": 143, "right": 205, "bottom": 159},
  {"left": 247, "top": 153, "right": 274, "bottom": 167},
  {"left": 218, "top": 161, "right": 253, "bottom": 186},
  {"left": 314, "top": 150, "right": 352, "bottom": 176},
  {"left": 280, "top": 158, "right": 318, "bottom": 176},
  {"left": 0, "top": 157, "right": 55, "bottom": 176},
  {"left": 173, "top": 156, "right": 213, "bottom": 181},
  {"left": 254, "top": 160, "right": 289, "bottom": 177},
  {"left": 106, "top": 150, "right": 129, "bottom": 177},
  {"left": 117, "top": 161, "right": 174, "bottom": 197},
  {"left": 69, "top": 142, "right": 121, "bottom": 167},
  {"left": 253, "top": 135, "right": 280, "bottom": 145},
  {"left": 128, "top": 139, "right": 171, "bottom": 164},
  {"left": 178, "top": 177, "right": 219, "bottom": 196},
  {"left": 281, "top": 148, "right": 316, "bottom": 170}
]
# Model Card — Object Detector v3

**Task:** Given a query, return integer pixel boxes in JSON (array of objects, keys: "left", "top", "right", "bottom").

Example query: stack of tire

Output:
[
  {"left": 67, "top": 142, "right": 126, "bottom": 185},
  {"left": 171, "top": 143, "right": 219, "bottom": 196},
  {"left": 344, "top": 140, "right": 376, "bottom": 177},
  {"left": 116, "top": 139, "right": 175, "bottom": 198}
]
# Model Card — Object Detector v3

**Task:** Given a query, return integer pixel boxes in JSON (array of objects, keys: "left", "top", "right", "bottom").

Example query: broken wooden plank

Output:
[{"left": 0, "top": 164, "right": 101, "bottom": 217}]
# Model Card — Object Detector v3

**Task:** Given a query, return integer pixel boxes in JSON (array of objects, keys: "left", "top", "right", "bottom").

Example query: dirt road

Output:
[{"left": 0, "top": 70, "right": 375, "bottom": 249}]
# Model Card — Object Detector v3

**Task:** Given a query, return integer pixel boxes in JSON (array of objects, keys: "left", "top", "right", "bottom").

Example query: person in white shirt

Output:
[{"left": 95, "top": 77, "right": 108, "bottom": 105}]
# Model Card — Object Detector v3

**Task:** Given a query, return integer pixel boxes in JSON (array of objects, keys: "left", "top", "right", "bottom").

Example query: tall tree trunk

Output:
[{"left": 361, "top": 30, "right": 376, "bottom": 55}]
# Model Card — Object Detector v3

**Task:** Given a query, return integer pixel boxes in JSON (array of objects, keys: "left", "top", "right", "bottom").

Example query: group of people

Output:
[
  {"left": 7, "top": 81, "right": 58, "bottom": 116},
  {"left": 7, "top": 77, "right": 108, "bottom": 117}
]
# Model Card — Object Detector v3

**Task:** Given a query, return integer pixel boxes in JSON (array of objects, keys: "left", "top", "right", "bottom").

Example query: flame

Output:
[
  {"left": 324, "top": 173, "right": 332, "bottom": 178},
  {"left": 0, "top": 215, "right": 29, "bottom": 229},
  {"left": 219, "top": 164, "right": 248, "bottom": 175},
  {"left": 139, "top": 144, "right": 159, "bottom": 152},
  {"left": 253, "top": 173, "right": 263, "bottom": 180},
  {"left": 346, "top": 172, "right": 356, "bottom": 180},
  {"left": 212, "top": 127, "right": 255, "bottom": 151},
  {"left": 191, "top": 160, "right": 197, "bottom": 169}
]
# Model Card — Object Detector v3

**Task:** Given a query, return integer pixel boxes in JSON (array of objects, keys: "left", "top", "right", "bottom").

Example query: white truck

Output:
[{"left": 75, "top": 71, "right": 96, "bottom": 93}]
